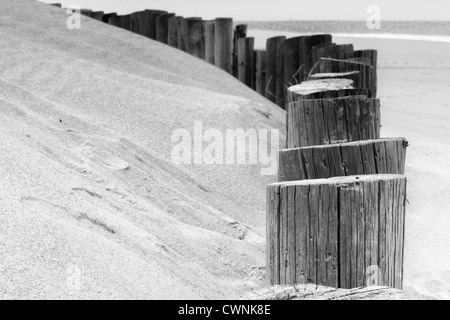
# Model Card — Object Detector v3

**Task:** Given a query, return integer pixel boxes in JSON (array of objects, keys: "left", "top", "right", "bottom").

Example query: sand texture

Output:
[{"left": 1, "top": 1, "right": 450, "bottom": 300}]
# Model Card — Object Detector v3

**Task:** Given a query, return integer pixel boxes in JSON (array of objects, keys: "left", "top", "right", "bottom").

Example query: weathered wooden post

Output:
[
  {"left": 286, "top": 96, "right": 381, "bottom": 148},
  {"left": 129, "top": 11, "right": 141, "bottom": 33},
  {"left": 103, "top": 12, "right": 117, "bottom": 24},
  {"left": 156, "top": 13, "right": 175, "bottom": 44},
  {"left": 299, "top": 34, "right": 333, "bottom": 81},
  {"left": 276, "top": 38, "right": 287, "bottom": 108},
  {"left": 283, "top": 37, "right": 304, "bottom": 90},
  {"left": 278, "top": 138, "right": 408, "bottom": 182},
  {"left": 266, "top": 174, "right": 407, "bottom": 289},
  {"left": 203, "top": 20, "right": 215, "bottom": 64},
  {"left": 287, "top": 78, "right": 358, "bottom": 103},
  {"left": 185, "top": 18, "right": 205, "bottom": 59},
  {"left": 90, "top": 11, "right": 104, "bottom": 21},
  {"left": 147, "top": 10, "right": 168, "bottom": 40},
  {"left": 176, "top": 17, "right": 187, "bottom": 51},
  {"left": 214, "top": 18, "right": 233, "bottom": 73},
  {"left": 167, "top": 16, "right": 180, "bottom": 48},
  {"left": 318, "top": 58, "right": 375, "bottom": 98},
  {"left": 344, "top": 50, "right": 378, "bottom": 97},
  {"left": 233, "top": 24, "right": 248, "bottom": 77},
  {"left": 255, "top": 50, "right": 267, "bottom": 96},
  {"left": 237, "top": 37, "right": 255, "bottom": 89},
  {"left": 313, "top": 44, "right": 354, "bottom": 64},
  {"left": 80, "top": 9, "right": 92, "bottom": 16},
  {"left": 265, "top": 36, "right": 286, "bottom": 106}
]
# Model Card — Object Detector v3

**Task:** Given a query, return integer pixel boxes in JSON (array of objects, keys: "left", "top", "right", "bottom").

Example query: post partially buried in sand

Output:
[
  {"left": 267, "top": 175, "right": 407, "bottom": 289},
  {"left": 48, "top": 2, "right": 412, "bottom": 298}
]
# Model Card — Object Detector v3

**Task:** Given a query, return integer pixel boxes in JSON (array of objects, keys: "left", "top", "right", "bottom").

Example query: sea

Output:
[{"left": 242, "top": 20, "right": 450, "bottom": 43}]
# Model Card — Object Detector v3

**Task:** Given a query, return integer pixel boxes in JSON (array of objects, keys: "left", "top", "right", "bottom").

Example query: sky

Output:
[{"left": 40, "top": 0, "right": 450, "bottom": 20}]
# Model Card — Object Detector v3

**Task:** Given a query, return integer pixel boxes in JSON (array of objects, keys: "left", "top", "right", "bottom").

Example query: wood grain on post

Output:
[
  {"left": 118, "top": 14, "right": 132, "bottom": 31},
  {"left": 80, "top": 9, "right": 92, "bottom": 17},
  {"left": 286, "top": 96, "right": 381, "bottom": 148},
  {"left": 255, "top": 50, "right": 267, "bottom": 96},
  {"left": 167, "top": 16, "right": 180, "bottom": 48},
  {"left": 130, "top": 11, "right": 142, "bottom": 33},
  {"left": 147, "top": 10, "right": 168, "bottom": 40},
  {"left": 215, "top": 18, "right": 233, "bottom": 73},
  {"left": 283, "top": 37, "right": 304, "bottom": 91},
  {"left": 265, "top": 36, "right": 286, "bottom": 106},
  {"left": 237, "top": 37, "right": 255, "bottom": 89},
  {"left": 203, "top": 20, "right": 215, "bottom": 64},
  {"left": 278, "top": 138, "right": 408, "bottom": 182},
  {"left": 156, "top": 13, "right": 175, "bottom": 44},
  {"left": 276, "top": 38, "right": 286, "bottom": 108},
  {"left": 319, "top": 58, "right": 375, "bottom": 98},
  {"left": 90, "top": 11, "right": 104, "bottom": 21},
  {"left": 185, "top": 18, "right": 205, "bottom": 59},
  {"left": 176, "top": 17, "right": 187, "bottom": 51},
  {"left": 103, "top": 12, "right": 117, "bottom": 24},
  {"left": 233, "top": 25, "right": 248, "bottom": 77},
  {"left": 266, "top": 174, "right": 407, "bottom": 289},
  {"left": 344, "top": 50, "right": 378, "bottom": 97},
  {"left": 299, "top": 34, "right": 333, "bottom": 82},
  {"left": 312, "top": 44, "right": 354, "bottom": 66}
]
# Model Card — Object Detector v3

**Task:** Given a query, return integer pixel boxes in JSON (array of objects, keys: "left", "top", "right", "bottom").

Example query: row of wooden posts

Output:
[
  {"left": 268, "top": 58, "right": 408, "bottom": 289},
  {"left": 52, "top": 4, "right": 377, "bottom": 109},
  {"left": 50, "top": 3, "right": 407, "bottom": 291}
]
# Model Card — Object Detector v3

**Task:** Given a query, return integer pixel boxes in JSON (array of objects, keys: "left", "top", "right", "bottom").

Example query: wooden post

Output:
[
  {"left": 319, "top": 58, "right": 375, "bottom": 98},
  {"left": 298, "top": 34, "right": 333, "bottom": 81},
  {"left": 90, "top": 11, "right": 104, "bottom": 21},
  {"left": 278, "top": 138, "right": 408, "bottom": 182},
  {"left": 80, "top": 9, "right": 92, "bottom": 16},
  {"left": 203, "top": 20, "right": 215, "bottom": 64},
  {"left": 283, "top": 37, "right": 305, "bottom": 90},
  {"left": 266, "top": 174, "right": 407, "bottom": 289},
  {"left": 185, "top": 18, "right": 205, "bottom": 59},
  {"left": 237, "top": 37, "right": 255, "bottom": 89},
  {"left": 147, "top": 10, "right": 168, "bottom": 40},
  {"left": 103, "top": 12, "right": 117, "bottom": 24},
  {"left": 276, "top": 38, "right": 286, "bottom": 108},
  {"left": 286, "top": 96, "right": 381, "bottom": 148},
  {"left": 287, "top": 78, "right": 355, "bottom": 103},
  {"left": 214, "top": 18, "right": 233, "bottom": 73},
  {"left": 119, "top": 14, "right": 132, "bottom": 31},
  {"left": 156, "top": 13, "right": 175, "bottom": 44},
  {"left": 176, "top": 17, "right": 187, "bottom": 51},
  {"left": 168, "top": 16, "right": 180, "bottom": 48},
  {"left": 344, "top": 50, "right": 378, "bottom": 97},
  {"left": 313, "top": 44, "right": 354, "bottom": 63},
  {"left": 233, "top": 25, "right": 248, "bottom": 77},
  {"left": 130, "top": 11, "right": 141, "bottom": 33},
  {"left": 255, "top": 50, "right": 267, "bottom": 96},
  {"left": 265, "top": 36, "right": 286, "bottom": 106}
]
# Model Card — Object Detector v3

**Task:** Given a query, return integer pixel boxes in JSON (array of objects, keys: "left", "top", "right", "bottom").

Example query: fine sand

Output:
[{"left": 0, "top": 1, "right": 449, "bottom": 299}]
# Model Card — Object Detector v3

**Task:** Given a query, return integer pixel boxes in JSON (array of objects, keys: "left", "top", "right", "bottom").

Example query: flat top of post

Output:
[
  {"left": 288, "top": 78, "right": 354, "bottom": 95},
  {"left": 280, "top": 137, "right": 408, "bottom": 153},
  {"left": 269, "top": 174, "right": 407, "bottom": 188},
  {"left": 289, "top": 95, "right": 376, "bottom": 104}
]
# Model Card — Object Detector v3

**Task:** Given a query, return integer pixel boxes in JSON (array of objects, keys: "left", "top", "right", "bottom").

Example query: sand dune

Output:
[
  {"left": 1, "top": 1, "right": 450, "bottom": 300},
  {"left": 0, "top": 0, "right": 285, "bottom": 299}
]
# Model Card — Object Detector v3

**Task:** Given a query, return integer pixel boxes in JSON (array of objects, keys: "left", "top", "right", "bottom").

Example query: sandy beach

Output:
[{"left": 1, "top": 1, "right": 449, "bottom": 299}]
